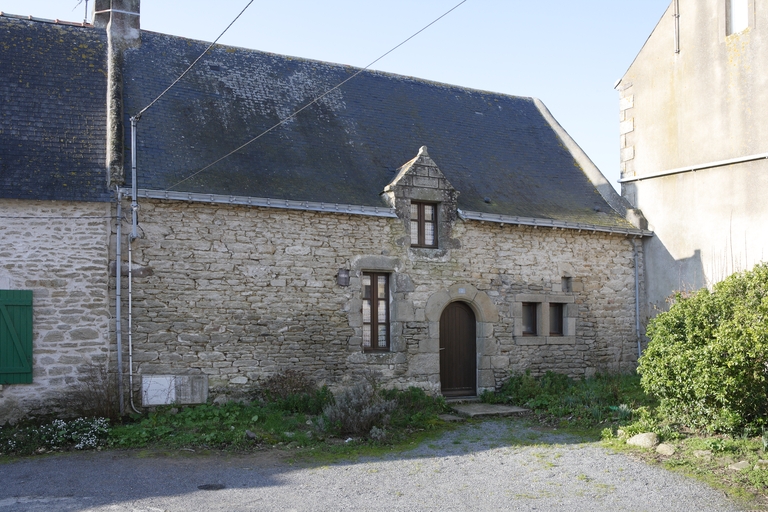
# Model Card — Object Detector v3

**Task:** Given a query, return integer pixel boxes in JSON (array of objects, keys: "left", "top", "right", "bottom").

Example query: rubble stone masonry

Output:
[
  {"left": 128, "top": 199, "right": 643, "bottom": 401},
  {"left": 0, "top": 200, "right": 112, "bottom": 421}
]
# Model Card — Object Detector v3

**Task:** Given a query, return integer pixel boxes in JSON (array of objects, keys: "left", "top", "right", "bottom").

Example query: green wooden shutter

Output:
[{"left": 0, "top": 290, "right": 33, "bottom": 384}]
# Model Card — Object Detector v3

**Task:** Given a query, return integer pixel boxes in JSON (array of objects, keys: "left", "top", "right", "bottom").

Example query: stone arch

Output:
[{"left": 425, "top": 284, "right": 499, "bottom": 394}]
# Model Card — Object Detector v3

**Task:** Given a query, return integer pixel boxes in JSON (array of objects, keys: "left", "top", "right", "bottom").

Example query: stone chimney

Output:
[{"left": 93, "top": 0, "right": 141, "bottom": 188}]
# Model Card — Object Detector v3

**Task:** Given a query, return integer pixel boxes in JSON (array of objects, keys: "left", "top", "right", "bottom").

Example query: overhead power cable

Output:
[
  {"left": 134, "top": 0, "right": 255, "bottom": 119},
  {"left": 165, "top": 0, "right": 468, "bottom": 191}
]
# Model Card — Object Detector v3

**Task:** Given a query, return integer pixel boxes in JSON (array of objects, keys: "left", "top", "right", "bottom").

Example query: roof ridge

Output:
[
  {"left": 138, "top": 29, "right": 534, "bottom": 102},
  {"left": 0, "top": 12, "right": 92, "bottom": 28}
]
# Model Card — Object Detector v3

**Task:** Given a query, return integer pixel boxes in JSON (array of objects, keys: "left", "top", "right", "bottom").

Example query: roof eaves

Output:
[
  {"left": 457, "top": 209, "right": 653, "bottom": 238},
  {"left": 123, "top": 188, "right": 397, "bottom": 218}
]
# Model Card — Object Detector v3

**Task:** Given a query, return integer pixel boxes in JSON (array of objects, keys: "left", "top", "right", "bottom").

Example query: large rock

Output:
[
  {"left": 626, "top": 432, "right": 659, "bottom": 449},
  {"left": 656, "top": 443, "right": 675, "bottom": 456},
  {"left": 728, "top": 461, "right": 750, "bottom": 471}
]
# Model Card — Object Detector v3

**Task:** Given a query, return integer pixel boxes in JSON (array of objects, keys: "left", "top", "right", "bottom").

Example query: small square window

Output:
[
  {"left": 549, "top": 303, "right": 564, "bottom": 336},
  {"left": 362, "top": 272, "right": 390, "bottom": 351},
  {"left": 522, "top": 302, "right": 538, "bottom": 336},
  {"left": 410, "top": 202, "right": 438, "bottom": 248}
]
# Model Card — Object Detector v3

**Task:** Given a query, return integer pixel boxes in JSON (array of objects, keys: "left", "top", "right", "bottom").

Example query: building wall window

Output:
[
  {"left": 410, "top": 202, "right": 438, "bottom": 248},
  {"left": 549, "top": 303, "right": 564, "bottom": 336},
  {"left": 728, "top": 0, "right": 749, "bottom": 35},
  {"left": 522, "top": 302, "right": 538, "bottom": 336},
  {"left": 514, "top": 294, "right": 575, "bottom": 340},
  {"left": 362, "top": 272, "right": 390, "bottom": 351}
]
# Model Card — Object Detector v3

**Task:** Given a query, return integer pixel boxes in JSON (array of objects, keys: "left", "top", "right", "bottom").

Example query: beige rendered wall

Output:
[
  {"left": 124, "top": 199, "right": 643, "bottom": 403},
  {"left": 0, "top": 200, "right": 112, "bottom": 422},
  {"left": 619, "top": 0, "right": 768, "bottom": 308}
]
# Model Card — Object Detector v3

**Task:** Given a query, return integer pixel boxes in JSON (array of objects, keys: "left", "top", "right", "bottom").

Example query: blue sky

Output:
[{"left": 1, "top": 0, "right": 671, "bottom": 191}]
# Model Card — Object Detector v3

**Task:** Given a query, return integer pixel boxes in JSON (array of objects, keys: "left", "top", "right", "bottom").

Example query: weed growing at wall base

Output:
[{"left": 481, "top": 371, "right": 649, "bottom": 429}]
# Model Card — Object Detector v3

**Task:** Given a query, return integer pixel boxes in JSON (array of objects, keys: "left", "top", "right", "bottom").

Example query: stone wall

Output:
[
  {"left": 127, "top": 198, "right": 643, "bottom": 401},
  {"left": 0, "top": 199, "right": 112, "bottom": 422}
]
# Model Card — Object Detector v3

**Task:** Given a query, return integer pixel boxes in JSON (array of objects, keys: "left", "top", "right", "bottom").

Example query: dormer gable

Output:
[{"left": 382, "top": 146, "right": 460, "bottom": 254}]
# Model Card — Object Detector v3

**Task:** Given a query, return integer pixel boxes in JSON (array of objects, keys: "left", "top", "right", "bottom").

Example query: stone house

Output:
[
  {"left": 618, "top": 0, "right": 768, "bottom": 310},
  {"left": 0, "top": 2, "right": 648, "bottom": 420}
]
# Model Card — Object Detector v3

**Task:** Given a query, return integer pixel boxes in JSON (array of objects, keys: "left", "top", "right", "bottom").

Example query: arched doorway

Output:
[{"left": 439, "top": 301, "right": 477, "bottom": 397}]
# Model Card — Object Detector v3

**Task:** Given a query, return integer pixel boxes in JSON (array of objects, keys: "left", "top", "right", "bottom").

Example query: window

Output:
[
  {"left": 728, "top": 0, "right": 749, "bottom": 35},
  {"left": 410, "top": 202, "right": 437, "bottom": 248},
  {"left": 522, "top": 302, "right": 538, "bottom": 336},
  {"left": 549, "top": 303, "right": 564, "bottom": 336},
  {"left": 561, "top": 277, "right": 572, "bottom": 293},
  {"left": 362, "top": 273, "right": 390, "bottom": 351}
]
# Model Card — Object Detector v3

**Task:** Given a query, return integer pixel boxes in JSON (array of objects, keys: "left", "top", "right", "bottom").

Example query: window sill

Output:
[
  {"left": 515, "top": 335, "right": 576, "bottom": 346},
  {"left": 409, "top": 246, "right": 449, "bottom": 259}
]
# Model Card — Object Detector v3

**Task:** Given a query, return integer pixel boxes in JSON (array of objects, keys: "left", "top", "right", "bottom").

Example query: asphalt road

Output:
[{"left": 0, "top": 419, "right": 745, "bottom": 511}]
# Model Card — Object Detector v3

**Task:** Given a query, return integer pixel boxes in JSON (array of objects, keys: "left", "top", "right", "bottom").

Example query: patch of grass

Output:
[
  {"left": 482, "top": 371, "right": 652, "bottom": 431},
  {"left": 0, "top": 383, "right": 454, "bottom": 463},
  {"left": 602, "top": 415, "right": 768, "bottom": 507},
  {"left": 488, "top": 369, "right": 768, "bottom": 507}
]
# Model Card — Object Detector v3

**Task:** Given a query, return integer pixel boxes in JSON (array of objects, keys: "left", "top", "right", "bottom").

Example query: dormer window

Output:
[{"left": 410, "top": 202, "right": 437, "bottom": 248}]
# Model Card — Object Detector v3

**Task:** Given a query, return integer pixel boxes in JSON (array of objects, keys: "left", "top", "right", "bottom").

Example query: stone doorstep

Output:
[
  {"left": 437, "top": 414, "right": 465, "bottom": 422},
  {"left": 449, "top": 403, "right": 530, "bottom": 419}
]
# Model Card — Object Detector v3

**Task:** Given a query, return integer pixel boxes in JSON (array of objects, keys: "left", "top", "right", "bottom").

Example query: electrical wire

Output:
[
  {"left": 165, "top": 0, "right": 468, "bottom": 191},
  {"left": 133, "top": 0, "right": 255, "bottom": 120}
]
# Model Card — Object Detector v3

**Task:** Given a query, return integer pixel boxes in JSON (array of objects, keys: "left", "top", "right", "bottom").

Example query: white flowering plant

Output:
[{"left": 0, "top": 417, "right": 110, "bottom": 455}]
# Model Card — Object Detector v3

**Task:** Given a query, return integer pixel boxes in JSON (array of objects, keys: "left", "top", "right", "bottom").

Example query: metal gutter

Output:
[
  {"left": 457, "top": 209, "right": 653, "bottom": 237},
  {"left": 619, "top": 152, "right": 768, "bottom": 184},
  {"left": 118, "top": 188, "right": 650, "bottom": 236},
  {"left": 119, "top": 188, "right": 398, "bottom": 218}
]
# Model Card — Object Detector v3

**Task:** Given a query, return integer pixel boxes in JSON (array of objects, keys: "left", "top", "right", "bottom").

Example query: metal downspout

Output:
[
  {"left": 128, "top": 116, "right": 140, "bottom": 414},
  {"left": 674, "top": 0, "right": 680, "bottom": 54},
  {"left": 115, "top": 187, "right": 124, "bottom": 416},
  {"left": 131, "top": 116, "right": 139, "bottom": 239},
  {"left": 633, "top": 239, "right": 642, "bottom": 359}
]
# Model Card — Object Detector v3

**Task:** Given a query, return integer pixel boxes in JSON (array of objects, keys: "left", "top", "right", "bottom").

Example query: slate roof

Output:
[
  {"left": 124, "top": 32, "right": 632, "bottom": 229},
  {"left": 0, "top": 16, "right": 111, "bottom": 202},
  {"left": 0, "top": 16, "right": 630, "bottom": 229}
]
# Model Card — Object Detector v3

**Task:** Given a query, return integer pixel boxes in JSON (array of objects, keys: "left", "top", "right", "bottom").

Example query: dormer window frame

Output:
[{"left": 410, "top": 201, "right": 438, "bottom": 249}]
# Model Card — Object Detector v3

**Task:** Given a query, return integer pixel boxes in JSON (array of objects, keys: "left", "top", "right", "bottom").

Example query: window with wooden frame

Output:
[
  {"left": 521, "top": 302, "right": 538, "bottom": 336},
  {"left": 362, "top": 272, "right": 390, "bottom": 351},
  {"left": 410, "top": 202, "right": 438, "bottom": 248},
  {"left": 549, "top": 303, "right": 564, "bottom": 336}
]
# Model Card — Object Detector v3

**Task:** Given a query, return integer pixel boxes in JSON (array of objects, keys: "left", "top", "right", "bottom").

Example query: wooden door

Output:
[{"left": 440, "top": 301, "right": 476, "bottom": 397}]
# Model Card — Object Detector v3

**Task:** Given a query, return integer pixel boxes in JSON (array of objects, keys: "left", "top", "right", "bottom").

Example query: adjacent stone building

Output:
[
  {"left": 0, "top": 2, "right": 648, "bottom": 420},
  {"left": 618, "top": 0, "right": 768, "bottom": 309}
]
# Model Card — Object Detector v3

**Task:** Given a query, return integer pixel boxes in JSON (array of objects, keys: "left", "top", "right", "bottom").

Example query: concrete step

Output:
[{"left": 450, "top": 403, "right": 529, "bottom": 419}]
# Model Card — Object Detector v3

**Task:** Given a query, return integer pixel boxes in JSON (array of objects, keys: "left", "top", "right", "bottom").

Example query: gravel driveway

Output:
[{"left": 0, "top": 418, "right": 744, "bottom": 511}]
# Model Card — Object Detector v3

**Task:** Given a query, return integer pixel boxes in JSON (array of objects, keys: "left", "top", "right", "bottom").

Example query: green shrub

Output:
[
  {"left": 382, "top": 386, "right": 448, "bottom": 431},
  {"left": 639, "top": 263, "right": 768, "bottom": 434},
  {"left": 321, "top": 377, "right": 395, "bottom": 437}
]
